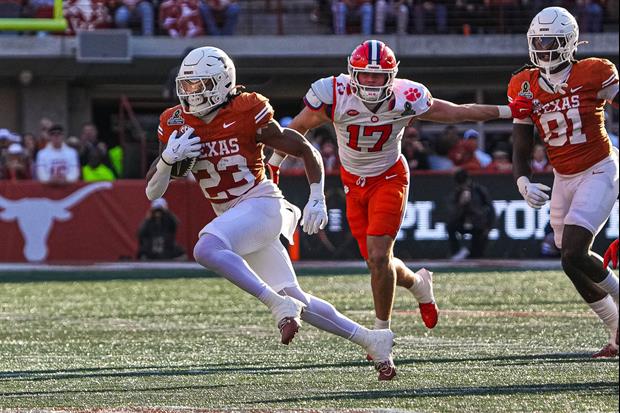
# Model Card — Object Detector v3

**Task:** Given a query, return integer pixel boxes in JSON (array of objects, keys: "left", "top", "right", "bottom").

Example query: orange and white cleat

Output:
[{"left": 412, "top": 268, "right": 439, "bottom": 329}]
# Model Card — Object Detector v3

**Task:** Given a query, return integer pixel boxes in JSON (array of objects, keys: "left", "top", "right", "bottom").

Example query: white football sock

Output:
[
  {"left": 281, "top": 286, "right": 359, "bottom": 340},
  {"left": 409, "top": 270, "right": 433, "bottom": 303},
  {"left": 588, "top": 295, "right": 619, "bottom": 344},
  {"left": 596, "top": 269, "right": 619, "bottom": 308},
  {"left": 374, "top": 318, "right": 390, "bottom": 330}
]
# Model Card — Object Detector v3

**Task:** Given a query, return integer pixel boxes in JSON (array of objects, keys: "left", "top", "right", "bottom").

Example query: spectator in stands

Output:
[
  {"left": 485, "top": 145, "right": 513, "bottom": 172},
  {"left": 35, "top": 124, "right": 80, "bottom": 185},
  {"left": 427, "top": 125, "right": 457, "bottom": 170},
  {"left": 446, "top": 168, "right": 495, "bottom": 260},
  {"left": 77, "top": 122, "right": 116, "bottom": 173},
  {"left": 137, "top": 198, "right": 186, "bottom": 261},
  {"left": 63, "top": 0, "right": 90, "bottom": 34},
  {"left": 332, "top": 0, "right": 373, "bottom": 35},
  {"left": 198, "top": 0, "right": 240, "bottom": 36},
  {"left": 21, "top": 132, "right": 38, "bottom": 161},
  {"left": 374, "top": 0, "right": 409, "bottom": 35},
  {"left": 402, "top": 126, "right": 430, "bottom": 170},
  {"left": 38, "top": 117, "right": 53, "bottom": 148},
  {"left": 112, "top": 0, "right": 154, "bottom": 36},
  {"left": 462, "top": 129, "right": 492, "bottom": 168},
  {"left": 413, "top": 0, "right": 449, "bottom": 34},
  {"left": 160, "top": 0, "right": 204, "bottom": 38},
  {"left": 90, "top": 0, "right": 114, "bottom": 30},
  {"left": 1, "top": 143, "right": 32, "bottom": 181},
  {"left": 448, "top": 130, "right": 481, "bottom": 171},
  {"left": 531, "top": 143, "right": 552, "bottom": 173},
  {"left": 82, "top": 146, "right": 116, "bottom": 182}
]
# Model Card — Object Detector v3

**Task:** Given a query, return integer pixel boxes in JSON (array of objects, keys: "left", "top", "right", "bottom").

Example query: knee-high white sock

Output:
[
  {"left": 588, "top": 295, "right": 619, "bottom": 343},
  {"left": 281, "top": 286, "right": 359, "bottom": 340},
  {"left": 596, "top": 269, "right": 619, "bottom": 308}
]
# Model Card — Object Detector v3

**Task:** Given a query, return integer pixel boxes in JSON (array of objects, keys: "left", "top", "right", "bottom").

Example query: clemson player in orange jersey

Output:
[
  {"left": 145, "top": 46, "right": 399, "bottom": 380},
  {"left": 510, "top": 7, "right": 619, "bottom": 358}
]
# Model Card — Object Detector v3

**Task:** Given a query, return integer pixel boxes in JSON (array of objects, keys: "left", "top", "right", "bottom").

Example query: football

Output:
[{"left": 170, "top": 157, "right": 196, "bottom": 178}]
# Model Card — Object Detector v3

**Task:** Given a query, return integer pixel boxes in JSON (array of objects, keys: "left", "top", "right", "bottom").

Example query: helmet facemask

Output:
[
  {"left": 176, "top": 73, "right": 231, "bottom": 116},
  {"left": 528, "top": 33, "right": 577, "bottom": 77},
  {"left": 348, "top": 64, "right": 397, "bottom": 103}
]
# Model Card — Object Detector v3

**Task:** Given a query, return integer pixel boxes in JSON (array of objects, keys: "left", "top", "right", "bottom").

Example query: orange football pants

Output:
[{"left": 340, "top": 155, "right": 409, "bottom": 260}]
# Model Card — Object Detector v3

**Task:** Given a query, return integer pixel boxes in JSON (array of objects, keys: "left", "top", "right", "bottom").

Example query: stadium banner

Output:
[
  {"left": 0, "top": 180, "right": 215, "bottom": 263},
  {"left": 0, "top": 175, "right": 617, "bottom": 262},
  {"left": 278, "top": 173, "right": 619, "bottom": 260}
]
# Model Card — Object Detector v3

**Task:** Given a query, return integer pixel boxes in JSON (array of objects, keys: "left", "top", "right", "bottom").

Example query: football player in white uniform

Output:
[
  {"left": 267, "top": 40, "right": 532, "bottom": 373},
  {"left": 146, "top": 46, "right": 398, "bottom": 380},
  {"left": 509, "top": 8, "right": 619, "bottom": 357}
]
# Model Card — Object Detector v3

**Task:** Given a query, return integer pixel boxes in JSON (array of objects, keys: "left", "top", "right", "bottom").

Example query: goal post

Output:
[{"left": 0, "top": 0, "right": 67, "bottom": 32}]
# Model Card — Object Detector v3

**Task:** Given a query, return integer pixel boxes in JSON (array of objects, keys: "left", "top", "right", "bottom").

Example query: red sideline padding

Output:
[{"left": 0, "top": 180, "right": 215, "bottom": 263}]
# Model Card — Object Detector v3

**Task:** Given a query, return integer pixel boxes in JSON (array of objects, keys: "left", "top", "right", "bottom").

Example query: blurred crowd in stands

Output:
[
  {"left": 0, "top": 118, "right": 123, "bottom": 182},
  {"left": 2, "top": 114, "right": 617, "bottom": 181},
  {"left": 0, "top": 0, "right": 617, "bottom": 36}
]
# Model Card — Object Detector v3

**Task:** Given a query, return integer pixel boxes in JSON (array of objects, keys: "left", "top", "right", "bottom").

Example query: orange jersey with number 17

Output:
[
  {"left": 508, "top": 58, "right": 618, "bottom": 175},
  {"left": 157, "top": 92, "right": 274, "bottom": 203}
]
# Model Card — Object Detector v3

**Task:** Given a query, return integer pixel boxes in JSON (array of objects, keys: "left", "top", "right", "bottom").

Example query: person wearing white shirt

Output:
[{"left": 35, "top": 124, "right": 80, "bottom": 184}]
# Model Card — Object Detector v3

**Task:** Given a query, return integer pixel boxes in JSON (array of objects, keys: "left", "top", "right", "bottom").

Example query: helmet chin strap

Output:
[{"left": 541, "top": 62, "right": 572, "bottom": 95}]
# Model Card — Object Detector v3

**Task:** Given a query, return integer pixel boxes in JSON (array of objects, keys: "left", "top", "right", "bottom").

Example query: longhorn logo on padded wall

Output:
[{"left": 0, "top": 182, "right": 112, "bottom": 262}]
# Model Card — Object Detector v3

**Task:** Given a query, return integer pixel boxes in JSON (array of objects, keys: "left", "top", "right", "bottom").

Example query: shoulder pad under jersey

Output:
[
  {"left": 393, "top": 79, "right": 433, "bottom": 117},
  {"left": 307, "top": 76, "right": 335, "bottom": 107}
]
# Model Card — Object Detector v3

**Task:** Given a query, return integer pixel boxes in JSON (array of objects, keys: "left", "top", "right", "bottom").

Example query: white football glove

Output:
[
  {"left": 301, "top": 182, "right": 328, "bottom": 235},
  {"left": 517, "top": 176, "right": 551, "bottom": 209},
  {"left": 161, "top": 127, "right": 202, "bottom": 165}
]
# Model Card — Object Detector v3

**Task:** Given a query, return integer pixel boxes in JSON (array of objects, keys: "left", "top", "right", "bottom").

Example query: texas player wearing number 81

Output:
[
  {"left": 509, "top": 7, "right": 619, "bottom": 358},
  {"left": 146, "top": 46, "right": 400, "bottom": 380}
]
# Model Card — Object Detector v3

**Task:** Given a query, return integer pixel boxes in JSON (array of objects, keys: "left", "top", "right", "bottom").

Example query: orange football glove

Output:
[
  {"left": 603, "top": 239, "right": 619, "bottom": 269},
  {"left": 266, "top": 163, "right": 280, "bottom": 185},
  {"left": 508, "top": 95, "right": 533, "bottom": 120}
]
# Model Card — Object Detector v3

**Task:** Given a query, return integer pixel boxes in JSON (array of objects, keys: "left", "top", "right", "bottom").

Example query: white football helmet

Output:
[
  {"left": 527, "top": 7, "right": 580, "bottom": 76},
  {"left": 176, "top": 46, "right": 236, "bottom": 116}
]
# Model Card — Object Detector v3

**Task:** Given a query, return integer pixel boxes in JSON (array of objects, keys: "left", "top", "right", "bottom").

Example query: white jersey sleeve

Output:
[{"left": 304, "top": 76, "right": 335, "bottom": 110}]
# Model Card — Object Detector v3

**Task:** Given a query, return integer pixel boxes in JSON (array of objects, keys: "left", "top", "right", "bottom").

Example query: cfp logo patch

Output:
[
  {"left": 400, "top": 101, "right": 416, "bottom": 117},
  {"left": 519, "top": 81, "right": 534, "bottom": 99},
  {"left": 167, "top": 109, "right": 185, "bottom": 126}
]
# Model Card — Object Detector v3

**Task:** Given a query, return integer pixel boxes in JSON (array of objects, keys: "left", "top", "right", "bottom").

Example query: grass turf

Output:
[{"left": 0, "top": 270, "right": 618, "bottom": 411}]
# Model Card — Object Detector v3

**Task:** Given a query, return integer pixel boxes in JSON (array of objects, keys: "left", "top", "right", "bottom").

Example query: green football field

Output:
[{"left": 0, "top": 270, "right": 618, "bottom": 412}]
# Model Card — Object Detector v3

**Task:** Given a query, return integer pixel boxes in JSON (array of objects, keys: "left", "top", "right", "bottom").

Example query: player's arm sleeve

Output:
[
  {"left": 596, "top": 59, "right": 619, "bottom": 104},
  {"left": 507, "top": 74, "right": 534, "bottom": 125},
  {"left": 146, "top": 117, "right": 173, "bottom": 201}
]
